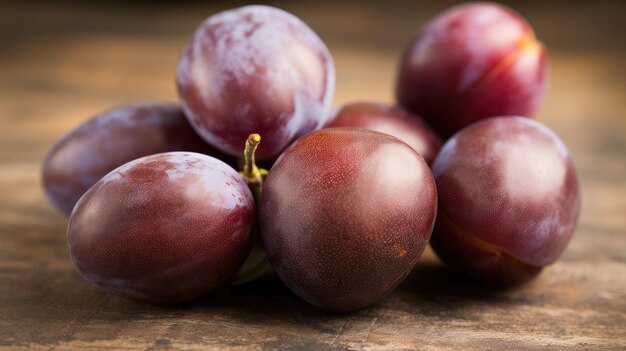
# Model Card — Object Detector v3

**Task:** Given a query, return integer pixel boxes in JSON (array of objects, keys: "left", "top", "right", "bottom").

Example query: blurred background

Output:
[{"left": 0, "top": 0, "right": 624, "bottom": 348}]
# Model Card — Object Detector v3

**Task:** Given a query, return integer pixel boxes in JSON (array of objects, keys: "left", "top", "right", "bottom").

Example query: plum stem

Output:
[
  {"left": 235, "top": 134, "right": 272, "bottom": 286},
  {"left": 239, "top": 133, "right": 268, "bottom": 201}
]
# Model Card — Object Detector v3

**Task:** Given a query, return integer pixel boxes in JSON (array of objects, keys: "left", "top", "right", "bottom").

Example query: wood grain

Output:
[{"left": 1, "top": 1, "right": 625, "bottom": 350}]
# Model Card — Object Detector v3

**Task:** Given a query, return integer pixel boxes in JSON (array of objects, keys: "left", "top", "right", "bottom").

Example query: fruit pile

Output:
[{"left": 42, "top": 3, "right": 580, "bottom": 311}]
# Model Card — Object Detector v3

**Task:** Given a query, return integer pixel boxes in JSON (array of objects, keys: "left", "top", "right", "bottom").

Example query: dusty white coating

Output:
[
  {"left": 499, "top": 132, "right": 566, "bottom": 201},
  {"left": 435, "top": 117, "right": 569, "bottom": 204},
  {"left": 177, "top": 5, "right": 335, "bottom": 157},
  {"left": 46, "top": 102, "right": 180, "bottom": 184},
  {"left": 89, "top": 102, "right": 177, "bottom": 129},
  {"left": 101, "top": 152, "right": 247, "bottom": 210}
]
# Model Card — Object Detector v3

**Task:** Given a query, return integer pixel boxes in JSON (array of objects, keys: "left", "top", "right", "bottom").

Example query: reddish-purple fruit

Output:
[
  {"left": 67, "top": 152, "right": 255, "bottom": 304},
  {"left": 177, "top": 5, "right": 335, "bottom": 159},
  {"left": 325, "top": 102, "right": 442, "bottom": 164},
  {"left": 397, "top": 2, "right": 548, "bottom": 138},
  {"left": 430, "top": 117, "right": 580, "bottom": 285},
  {"left": 260, "top": 128, "right": 437, "bottom": 311},
  {"left": 42, "top": 102, "right": 235, "bottom": 215}
]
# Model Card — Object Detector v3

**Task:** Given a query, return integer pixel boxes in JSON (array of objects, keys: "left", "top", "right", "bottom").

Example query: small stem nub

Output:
[
  {"left": 239, "top": 133, "right": 268, "bottom": 201},
  {"left": 242, "top": 133, "right": 261, "bottom": 180}
]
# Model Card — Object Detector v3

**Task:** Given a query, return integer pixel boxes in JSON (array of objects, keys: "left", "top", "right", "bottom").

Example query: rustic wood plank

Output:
[{"left": 0, "top": 1, "right": 625, "bottom": 350}]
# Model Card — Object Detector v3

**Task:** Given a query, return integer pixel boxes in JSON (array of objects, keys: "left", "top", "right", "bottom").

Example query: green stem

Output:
[
  {"left": 232, "top": 133, "right": 272, "bottom": 286},
  {"left": 239, "top": 133, "right": 268, "bottom": 201}
]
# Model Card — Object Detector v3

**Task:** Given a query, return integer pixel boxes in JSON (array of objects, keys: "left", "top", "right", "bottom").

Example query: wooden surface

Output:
[{"left": 1, "top": 1, "right": 625, "bottom": 350}]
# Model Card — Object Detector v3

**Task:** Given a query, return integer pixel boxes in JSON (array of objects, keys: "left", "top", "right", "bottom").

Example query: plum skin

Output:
[
  {"left": 430, "top": 117, "right": 580, "bottom": 285},
  {"left": 42, "top": 102, "right": 234, "bottom": 215},
  {"left": 67, "top": 152, "right": 255, "bottom": 305},
  {"left": 396, "top": 2, "right": 548, "bottom": 138},
  {"left": 177, "top": 5, "right": 335, "bottom": 159},
  {"left": 260, "top": 128, "right": 437, "bottom": 311},
  {"left": 325, "top": 102, "right": 442, "bottom": 165}
]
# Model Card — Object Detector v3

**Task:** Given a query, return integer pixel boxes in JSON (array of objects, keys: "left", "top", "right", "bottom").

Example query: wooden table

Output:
[{"left": 1, "top": 1, "right": 624, "bottom": 350}]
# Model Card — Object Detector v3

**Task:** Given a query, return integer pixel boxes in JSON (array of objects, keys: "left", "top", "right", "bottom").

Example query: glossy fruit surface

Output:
[
  {"left": 260, "top": 128, "right": 437, "bottom": 311},
  {"left": 67, "top": 152, "right": 255, "bottom": 304},
  {"left": 430, "top": 117, "right": 580, "bottom": 285},
  {"left": 325, "top": 102, "right": 442, "bottom": 164},
  {"left": 177, "top": 5, "right": 335, "bottom": 159},
  {"left": 42, "top": 102, "right": 234, "bottom": 215},
  {"left": 397, "top": 2, "right": 548, "bottom": 138}
]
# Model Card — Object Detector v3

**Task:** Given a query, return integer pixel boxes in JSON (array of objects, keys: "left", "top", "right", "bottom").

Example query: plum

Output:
[
  {"left": 430, "top": 117, "right": 580, "bottom": 285},
  {"left": 325, "top": 102, "right": 442, "bottom": 164},
  {"left": 260, "top": 128, "right": 437, "bottom": 311},
  {"left": 67, "top": 152, "right": 255, "bottom": 304},
  {"left": 397, "top": 2, "right": 548, "bottom": 138},
  {"left": 177, "top": 5, "right": 335, "bottom": 159},
  {"left": 42, "top": 102, "right": 234, "bottom": 215}
]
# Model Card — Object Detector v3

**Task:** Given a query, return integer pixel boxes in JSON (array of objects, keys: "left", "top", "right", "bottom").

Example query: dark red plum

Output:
[
  {"left": 67, "top": 152, "right": 255, "bottom": 304},
  {"left": 397, "top": 2, "right": 548, "bottom": 138},
  {"left": 325, "top": 102, "right": 442, "bottom": 164},
  {"left": 42, "top": 102, "right": 235, "bottom": 215},
  {"left": 260, "top": 128, "right": 437, "bottom": 311},
  {"left": 177, "top": 5, "right": 335, "bottom": 159},
  {"left": 430, "top": 117, "right": 580, "bottom": 285}
]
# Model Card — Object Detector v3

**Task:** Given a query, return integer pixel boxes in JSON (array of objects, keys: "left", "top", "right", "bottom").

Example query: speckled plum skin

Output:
[
  {"left": 396, "top": 2, "right": 548, "bottom": 138},
  {"left": 260, "top": 128, "right": 437, "bottom": 311},
  {"left": 325, "top": 102, "right": 442, "bottom": 165},
  {"left": 176, "top": 5, "right": 335, "bottom": 159},
  {"left": 430, "top": 117, "right": 580, "bottom": 285},
  {"left": 42, "top": 102, "right": 234, "bottom": 215},
  {"left": 67, "top": 152, "right": 255, "bottom": 305}
]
